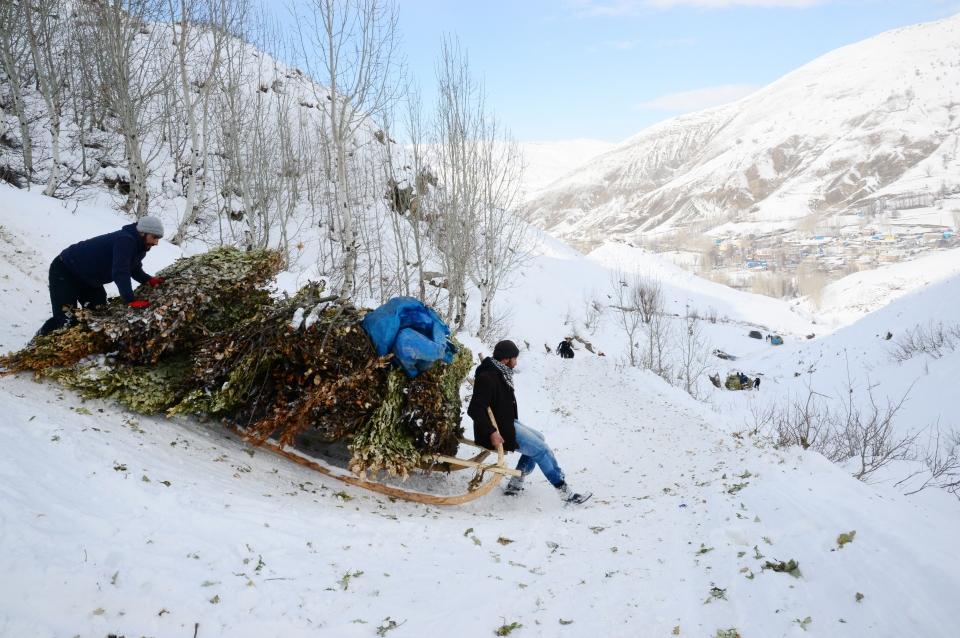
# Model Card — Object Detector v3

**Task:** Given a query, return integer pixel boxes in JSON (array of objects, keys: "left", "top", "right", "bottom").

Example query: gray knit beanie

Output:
[{"left": 136, "top": 215, "right": 165, "bottom": 237}]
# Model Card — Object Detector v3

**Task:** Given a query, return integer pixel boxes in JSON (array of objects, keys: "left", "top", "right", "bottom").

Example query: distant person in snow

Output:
[
  {"left": 38, "top": 216, "right": 166, "bottom": 336},
  {"left": 467, "top": 339, "right": 591, "bottom": 505},
  {"left": 556, "top": 337, "right": 575, "bottom": 359},
  {"left": 753, "top": 377, "right": 761, "bottom": 390}
]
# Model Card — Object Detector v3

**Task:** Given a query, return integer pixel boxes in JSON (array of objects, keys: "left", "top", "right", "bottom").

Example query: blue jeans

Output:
[{"left": 513, "top": 420, "right": 565, "bottom": 487}]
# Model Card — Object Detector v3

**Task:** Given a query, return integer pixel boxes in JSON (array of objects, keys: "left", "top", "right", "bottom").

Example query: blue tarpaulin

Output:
[{"left": 360, "top": 297, "right": 457, "bottom": 377}]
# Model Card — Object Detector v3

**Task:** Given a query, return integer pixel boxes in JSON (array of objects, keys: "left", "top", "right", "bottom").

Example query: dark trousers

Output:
[{"left": 39, "top": 257, "right": 106, "bottom": 336}]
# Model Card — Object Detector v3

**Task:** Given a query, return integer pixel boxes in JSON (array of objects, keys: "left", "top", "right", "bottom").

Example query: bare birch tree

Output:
[
  {"left": 165, "top": 0, "right": 240, "bottom": 244},
  {"left": 677, "top": 307, "right": 710, "bottom": 398},
  {"left": 402, "top": 83, "right": 430, "bottom": 301},
  {"left": 431, "top": 36, "right": 483, "bottom": 330},
  {"left": 0, "top": 0, "right": 34, "bottom": 180},
  {"left": 610, "top": 270, "right": 643, "bottom": 367},
  {"left": 23, "top": 0, "right": 70, "bottom": 195},
  {"left": 90, "top": 0, "right": 170, "bottom": 216},
  {"left": 295, "top": 0, "right": 401, "bottom": 299},
  {"left": 470, "top": 114, "right": 527, "bottom": 339}
]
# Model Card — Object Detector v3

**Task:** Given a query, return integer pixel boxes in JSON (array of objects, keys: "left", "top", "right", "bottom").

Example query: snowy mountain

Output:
[
  {"left": 3, "top": 185, "right": 959, "bottom": 637},
  {"left": 525, "top": 14, "right": 960, "bottom": 255},
  {"left": 518, "top": 139, "right": 616, "bottom": 201}
]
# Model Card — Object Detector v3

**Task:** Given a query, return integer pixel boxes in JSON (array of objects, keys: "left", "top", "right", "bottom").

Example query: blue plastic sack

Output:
[{"left": 361, "top": 297, "right": 456, "bottom": 377}]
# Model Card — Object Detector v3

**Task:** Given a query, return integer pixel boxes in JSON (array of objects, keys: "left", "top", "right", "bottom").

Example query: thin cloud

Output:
[
  {"left": 649, "top": 0, "right": 825, "bottom": 6},
  {"left": 569, "top": 0, "right": 828, "bottom": 16},
  {"left": 637, "top": 84, "right": 760, "bottom": 112}
]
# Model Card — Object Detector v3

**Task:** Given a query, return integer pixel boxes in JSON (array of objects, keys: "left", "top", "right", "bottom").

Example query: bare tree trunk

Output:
[
  {"left": 471, "top": 114, "right": 527, "bottom": 339},
  {"left": 168, "top": 0, "right": 234, "bottom": 245},
  {"left": 24, "top": 0, "right": 67, "bottom": 196},
  {"left": 296, "top": 0, "right": 401, "bottom": 300},
  {"left": 0, "top": 0, "right": 33, "bottom": 181},
  {"left": 91, "top": 0, "right": 169, "bottom": 216},
  {"left": 432, "top": 36, "right": 485, "bottom": 331},
  {"left": 403, "top": 85, "right": 429, "bottom": 301}
]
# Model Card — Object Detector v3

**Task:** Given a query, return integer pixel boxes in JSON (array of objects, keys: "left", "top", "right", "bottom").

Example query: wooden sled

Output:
[{"left": 244, "top": 408, "right": 520, "bottom": 506}]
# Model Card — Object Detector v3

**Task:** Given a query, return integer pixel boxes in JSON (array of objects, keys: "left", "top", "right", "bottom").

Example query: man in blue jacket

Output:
[{"left": 38, "top": 216, "right": 166, "bottom": 336}]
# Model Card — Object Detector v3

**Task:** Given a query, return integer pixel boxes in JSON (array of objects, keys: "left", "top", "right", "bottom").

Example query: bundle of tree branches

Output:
[
  {"left": 178, "top": 284, "right": 386, "bottom": 445},
  {"left": 2, "top": 249, "right": 473, "bottom": 479},
  {"left": 0, "top": 247, "right": 283, "bottom": 374},
  {"left": 178, "top": 283, "right": 472, "bottom": 478}
]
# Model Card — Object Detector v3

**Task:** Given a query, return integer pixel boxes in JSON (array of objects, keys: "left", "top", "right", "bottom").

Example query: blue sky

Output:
[{"left": 391, "top": 0, "right": 960, "bottom": 142}]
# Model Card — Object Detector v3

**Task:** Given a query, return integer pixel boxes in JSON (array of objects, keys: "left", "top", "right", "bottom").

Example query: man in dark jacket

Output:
[
  {"left": 467, "top": 339, "right": 590, "bottom": 504},
  {"left": 556, "top": 337, "right": 575, "bottom": 359},
  {"left": 38, "top": 216, "right": 166, "bottom": 336}
]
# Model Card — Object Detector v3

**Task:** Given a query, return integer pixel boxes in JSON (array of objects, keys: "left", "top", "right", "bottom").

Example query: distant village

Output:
[{"left": 654, "top": 191, "right": 960, "bottom": 298}]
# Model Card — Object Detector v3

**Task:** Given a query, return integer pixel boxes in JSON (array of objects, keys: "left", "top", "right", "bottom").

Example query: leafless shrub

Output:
[
  {"left": 676, "top": 309, "right": 711, "bottom": 399},
  {"left": 706, "top": 306, "right": 718, "bottom": 324},
  {"left": 896, "top": 425, "right": 960, "bottom": 499},
  {"left": 643, "top": 307, "right": 672, "bottom": 381},
  {"left": 582, "top": 295, "right": 603, "bottom": 334},
  {"left": 610, "top": 270, "right": 646, "bottom": 367},
  {"left": 834, "top": 381, "right": 919, "bottom": 480},
  {"left": 636, "top": 275, "right": 663, "bottom": 325},
  {"left": 891, "top": 321, "right": 960, "bottom": 362},
  {"left": 751, "top": 372, "right": 917, "bottom": 482}
]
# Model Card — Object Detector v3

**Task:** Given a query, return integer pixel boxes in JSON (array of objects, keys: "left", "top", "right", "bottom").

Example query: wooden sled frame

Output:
[{"left": 246, "top": 408, "right": 520, "bottom": 506}]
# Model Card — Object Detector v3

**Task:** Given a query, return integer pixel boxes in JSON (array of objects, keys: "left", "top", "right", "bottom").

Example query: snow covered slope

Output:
[
  {"left": 712, "top": 272, "right": 960, "bottom": 447},
  {"left": 799, "top": 246, "right": 960, "bottom": 326},
  {"left": 525, "top": 14, "right": 960, "bottom": 247},
  {"left": 2, "top": 187, "right": 959, "bottom": 637},
  {"left": 519, "top": 139, "right": 616, "bottom": 201}
]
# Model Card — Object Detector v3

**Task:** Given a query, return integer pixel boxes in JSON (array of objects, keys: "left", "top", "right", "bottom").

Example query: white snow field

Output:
[{"left": 2, "top": 187, "right": 959, "bottom": 637}]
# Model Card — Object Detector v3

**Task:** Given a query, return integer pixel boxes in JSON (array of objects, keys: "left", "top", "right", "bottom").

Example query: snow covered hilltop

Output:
[{"left": 525, "top": 14, "right": 960, "bottom": 293}]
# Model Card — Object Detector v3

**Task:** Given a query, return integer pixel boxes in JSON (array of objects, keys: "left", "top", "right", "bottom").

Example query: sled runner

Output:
[{"left": 240, "top": 408, "right": 520, "bottom": 506}]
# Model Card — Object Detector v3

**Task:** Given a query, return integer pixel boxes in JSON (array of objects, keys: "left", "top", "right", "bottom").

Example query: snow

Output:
[
  {"left": 2, "top": 186, "right": 959, "bottom": 637},
  {"left": 518, "top": 139, "right": 616, "bottom": 201},
  {"left": 801, "top": 246, "right": 960, "bottom": 326}
]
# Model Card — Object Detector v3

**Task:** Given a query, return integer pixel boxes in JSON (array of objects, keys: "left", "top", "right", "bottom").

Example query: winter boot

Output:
[
  {"left": 504, "top": 475, "right": 524, "bottom": 496},
  {"left": 556, "top": 482, "right": 592, "bottom": 505}
]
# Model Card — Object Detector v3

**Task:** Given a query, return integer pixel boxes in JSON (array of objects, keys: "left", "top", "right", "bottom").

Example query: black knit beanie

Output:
[{"left": 492, "top": 339, "right": 520, "bottom": 360}]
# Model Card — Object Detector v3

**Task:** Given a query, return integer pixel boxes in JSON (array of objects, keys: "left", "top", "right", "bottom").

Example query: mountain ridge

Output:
[{"left": 524, "top": 13, "right": 960, "bottom": 263}]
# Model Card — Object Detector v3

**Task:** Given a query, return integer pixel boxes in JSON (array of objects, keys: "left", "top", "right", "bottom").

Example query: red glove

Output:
[
  {"left": 128, "top": 300, "right": 150, "bottom": 309},
  {"left": 147, "top": 276, "right": 165, "bottom": 287}
]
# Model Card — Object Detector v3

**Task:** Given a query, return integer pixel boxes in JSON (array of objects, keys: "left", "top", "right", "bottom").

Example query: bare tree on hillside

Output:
[
  {"left": 470, "top": 113, "right": 527, "bottom": 339},
  {"left": 610, "top": 270, "right": 644, "bottom": 367},
  {"left": 0, "top": 0, "right": 34, "bottom": 179},
  {"left": 401, "top": 83, "right": 430, "bottom": 301},
  {"left": 66, "top": 10, "right": 111, "bottom": 181},
  {"left": 636, "top": 275, "right": 663, "bottom": 325},
  {"left": 295, "top": 0, "right": 402, "bottom": 300},
  {"left": 90, "top": 0, "right": 171, "bottom": 216},
  {"left": 430, "top": 36, "right": 484, "bottom": 330},
  {"left": 23, "top": 0, "right": 71, "bottom": 196},
  {"left": 644, "top": 307, "right": 672, "bottom": 380},
  {"left": 677, "top": 307, "right": 711, "bottom": 398},
  {"left": 165, "top": 0, "right": 241, "bottom": 245}
]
